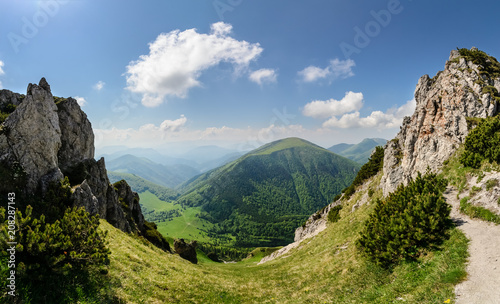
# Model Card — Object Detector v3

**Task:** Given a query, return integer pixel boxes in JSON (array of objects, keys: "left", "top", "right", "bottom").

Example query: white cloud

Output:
[
  {"left": 94, "top": 121, "right": 310, "bottom": 151},
  {"left": 94, "top": 80, "right": 105, "bottom": 91},
  {"left": 73, "top": 96, "right": 87, "bottom": 107},
  {"left": 138, "top": 115, "right": 187, "bottom": 133},
  {"left": 302, "top": 91, "right": 364, "bottom": 119},
  {"left": 298, "top": 58, "right": 355, "bottom": 83},
  {"left": 125, "top": 22, "right": 263, "bottom": 107},
  {"left": 298, "top": 66, "right": 330, "bottom": 82},
  {"left": 322, "top": 99, "right": 416, "bottom": 129},
  {"left": 329, "top": 58, "right": 355, "bottom": 79},
  {"left": 160, "top": 115, "right": 187, "bottom": 132},
  {"left": 249, "top": 68, "right": 277, "bottom": 85},
  {"left": 392, "top": 98, "right": 416, "bottom": 118}
]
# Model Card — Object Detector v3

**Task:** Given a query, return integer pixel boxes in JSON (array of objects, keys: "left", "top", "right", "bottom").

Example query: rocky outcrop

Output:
[
  {"left": 0, "top": 78, "right": 143, "bottom": 234},
  {"left": 174, "top": 239, "right": 198, "bottom": 264},
  {"left": 294, "top": 201, "right": 340, "bottom": 242},
  {"left": 114, "top": 179, "right": 145, "bottom": 233},
  {"left": 1, "top": 79, "right": 63, "bottom": 193},
  {"left": 259, "top": 200, "right": 344, "bottom": 265},
  {"left": 465, "top": 172, "right": 500, "bottom": 216},
  {"left": 0, "top": 89, "right": 24, "bottom": 107},
  {"left": 56, "top": 97, "right": 94, "bottom": 172},
  {"left": 381, "top": 49, "right": 500, "bottom": 195}
]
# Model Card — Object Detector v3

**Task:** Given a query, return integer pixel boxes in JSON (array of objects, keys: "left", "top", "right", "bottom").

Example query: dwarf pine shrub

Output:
[
  {"left": 356, "top": 172, "right": 452, "bottom": 267},
  {"left": 460, "top": 116, "right": 500, "bottom": 169}
]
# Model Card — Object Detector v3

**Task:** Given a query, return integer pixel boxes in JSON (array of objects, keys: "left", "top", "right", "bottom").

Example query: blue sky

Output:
[{"left": 1, "top": 0, "right": 500, "bottom": 153}]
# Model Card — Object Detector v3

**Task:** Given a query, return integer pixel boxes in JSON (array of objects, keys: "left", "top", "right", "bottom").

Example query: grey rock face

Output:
[
  {"left": 114, "top": 179, "right": 145, "bottom": 233},
  {"left": 82, "top": 158, "right": 132, "bottom": 233},
  {"left": 294, "top": 201, "right": 340, "bottom": 243},
  {"left": 72, "top": 180, "right": 99, "bottom": 215},
  {"left": 57, "top": 97, "right": 94, "bottom": 171},
  {"left": 0, "top": 78, "right": 139, "bottom": 234},
  {"left": 381, "top": 50, "right": 500, "bottom": 195},
  {"left": 0, "top": 89, "right": 24, "bottom": 107},
  {"left": 2, "top": 78, "right": 62, "bottom": 193}
]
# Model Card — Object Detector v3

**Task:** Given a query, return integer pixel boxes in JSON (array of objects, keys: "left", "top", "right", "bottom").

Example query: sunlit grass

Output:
[
  {"left": 101, "top": 173, "right": 468, "bottom": 303},
  {"left": 139, "top": 191, "right": 181, "bottom": 212}
]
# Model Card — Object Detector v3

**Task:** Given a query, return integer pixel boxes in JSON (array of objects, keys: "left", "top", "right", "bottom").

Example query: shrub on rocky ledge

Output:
[
  {"left": 357, "top": 173, "right": 452, "bottom": 267},
  {"left": 460, "top": 116, "right": 500, "bottom": 169}
]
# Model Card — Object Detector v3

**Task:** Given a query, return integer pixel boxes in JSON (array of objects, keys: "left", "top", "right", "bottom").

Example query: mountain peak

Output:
[
  {"left": 381, "top": 48, "right": 500, "bottom": 195},
  {"left": 249, "top": 137, "right": 322, "bottom": 156},
  {"left": 0, "top": 79, "right": 143, "bottom": 234}
]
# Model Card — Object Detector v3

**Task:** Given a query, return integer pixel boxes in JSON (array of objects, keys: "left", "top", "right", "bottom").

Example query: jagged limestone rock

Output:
[
  {"left": 294, "top": 201, "right": 341, "bottom": 243},
  {"left": 2, "top": 78, "right": 62, "bottom": 193},
  {"left": 0, "top": 78, "right": 137, "bottom": 234},
  {"left": 81, "top": 157, "right": 132, "bottom": 232},
  {"left": 57, "top": 97, "right": 94, "bottom": 172},
  {"left": 381, "top": 49, "right": 500, "bottom": 195},
  {"left": 114, "top": 179, "right": 145, "bottom": 233},
  {"left": 72, "top": 180, "right": 99, "bottom": 215},
  {"left": 0, "top": 89, "right": 24, "bottom": 108}
]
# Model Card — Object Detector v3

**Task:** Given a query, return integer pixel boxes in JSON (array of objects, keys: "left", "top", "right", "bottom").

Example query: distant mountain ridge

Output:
[
  {"left": 175, "top": 137, "right": 361, "bottom": 247},
  {"left": 328, "top": 138, "right": 387, "bottom": 164},
  {"left": 106, "top": 154, "right": 200, "bottom": 188},
  {"left": 97, "top": 145, "right": 246, "bottom": 173}
]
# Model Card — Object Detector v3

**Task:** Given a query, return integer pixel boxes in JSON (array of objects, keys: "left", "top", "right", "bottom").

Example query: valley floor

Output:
[
  {"left": 444, "top": 187, "right": 500, "bottom": 304},
  {"left": 100, "top": 176, "right": 469, "bottom": 303}
]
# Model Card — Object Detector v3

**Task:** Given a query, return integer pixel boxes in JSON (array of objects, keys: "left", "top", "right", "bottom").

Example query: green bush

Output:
[
  {"left": 460, "top": 116, "right": 500, "bottom": 169},
  {"left": 356, "top": 173, "right": 452, "bottom": 267},
  {"left": 327, "top": 205, "right": 342, "bottom": 223},
  {"left": 3, "top": 206, "right": 110, "bottom": 276},
  {"left": 457, "top": 48, "right": 500, "bottom": 78},
  {"left": 1, "top": 205, "right": 112, "bottom": 302}
]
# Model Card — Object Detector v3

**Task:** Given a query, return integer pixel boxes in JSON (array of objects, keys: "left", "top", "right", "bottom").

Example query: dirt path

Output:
[{"left": 443, "top": 187, "right": 500, "bottom": 304}]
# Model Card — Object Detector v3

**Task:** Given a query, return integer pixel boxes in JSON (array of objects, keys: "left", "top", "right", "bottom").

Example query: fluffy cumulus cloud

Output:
[
  {"left": 139, "top": 115, "right": 187, "bottom": 133},
  {"left": 298, "top": 58, "right": 355, "bottom": 83},
  {"left": 302, "top": 91, "right": 364, "bottom": 119},
  {"left": 160, "top": 115, "right": 187, "bottom": 132},
  {"left": 125, "top": 22, "right": 263, "bottom": 107},
  {"left": 249, "top": 68, "right": 277, "bottom": 85},
  {"left": 73, "top": 96, "right": 87, "bottom": 107},
  {"left": 94, "top": 80, "right": 105, "bottom": 91},
  {"left": 322, "top": 99, "right": 416, "bottom": 129}
]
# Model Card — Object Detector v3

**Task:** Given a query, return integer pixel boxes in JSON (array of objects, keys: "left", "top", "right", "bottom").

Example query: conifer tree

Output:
[{"left": 356, "top": 172, "right": 452, "bottom": 267}]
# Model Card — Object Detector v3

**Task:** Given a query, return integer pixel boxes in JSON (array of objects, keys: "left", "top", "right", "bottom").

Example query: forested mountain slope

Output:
[{"left": 176, "top": 137, "right": 360, "bottom": 247}]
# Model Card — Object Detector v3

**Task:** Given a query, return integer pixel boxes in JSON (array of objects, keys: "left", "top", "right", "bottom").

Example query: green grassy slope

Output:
[
  {"left": 155, "top": 206, "right": 215, "bottom": 242},
  {"left": 101, "top": 172, "right": 468, "bottom": 303},
  {"left": 139, "top": 190, "right": 180, "bottom": 212},
  {"left": 175, "top": 137, "right": 361, "bottom": 247}
]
